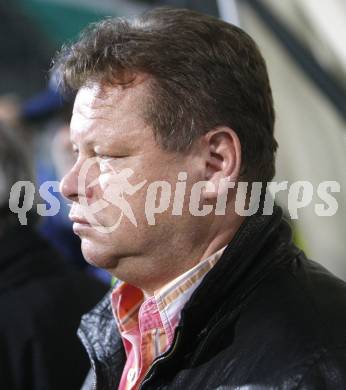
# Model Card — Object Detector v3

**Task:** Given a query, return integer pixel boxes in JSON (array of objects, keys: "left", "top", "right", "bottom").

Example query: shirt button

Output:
[{"left": 127, "top": 367, "right": 137, "bottom": 383}]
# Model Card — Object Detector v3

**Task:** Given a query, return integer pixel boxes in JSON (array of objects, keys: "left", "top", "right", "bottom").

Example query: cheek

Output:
[
  {"left": 92, "top": 176, "right": 147, "bottom": 226},
  {"left": 99, "top": 172, "right": 114, "bottom": 192},
  {"left": 98, "top": 171, "right": 127, "bottom": 193}
]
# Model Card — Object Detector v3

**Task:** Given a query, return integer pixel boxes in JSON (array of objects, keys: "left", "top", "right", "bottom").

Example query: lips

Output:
[
  {"left": 69, "top": 204, "right": 103, "bottom": 228},
  {"left": 69, "top": 204, "right": 90, "bottom": 225},
  {"left": 70, "top": 216, "right": 90, "bottom": 225}
]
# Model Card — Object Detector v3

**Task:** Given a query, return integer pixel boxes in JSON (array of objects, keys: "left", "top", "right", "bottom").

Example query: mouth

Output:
[
  {"left": 69, "top": 205, "right": 104, "bottom": 232},
  {"left": 70, "top": 216, "right": 90, "bottom": 225},
  {"left": 69, "top": 216, "right": 92, "bottom": 234}
]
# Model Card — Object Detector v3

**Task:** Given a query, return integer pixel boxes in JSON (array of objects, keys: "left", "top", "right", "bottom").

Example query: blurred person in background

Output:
[
  {"left": 0, "top": 75, "right": 82, "bottom": 264},
  {"left": 0, "top": 76, "right": 111, "bottom": 283},
  {"left": 56, "top": 8, "right": 346, "bottom": 390},
  {"left": 0, "top": 125, "right": 108, "bottom": 389}
]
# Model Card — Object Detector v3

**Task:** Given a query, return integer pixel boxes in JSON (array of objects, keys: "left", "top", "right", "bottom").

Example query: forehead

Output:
[{"left": 70, "top": 78, "right": 151, "bottom": 145}]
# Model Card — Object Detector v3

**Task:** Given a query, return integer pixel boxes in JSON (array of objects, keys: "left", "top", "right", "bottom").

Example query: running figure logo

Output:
[{"left": 78, "top": 157, "right": 147, "bottom": 233}]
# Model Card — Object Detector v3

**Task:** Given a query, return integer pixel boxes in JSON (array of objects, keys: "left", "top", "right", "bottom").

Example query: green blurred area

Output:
[{"left": 16, "top": 0, "right": 115, "bottom": 46}]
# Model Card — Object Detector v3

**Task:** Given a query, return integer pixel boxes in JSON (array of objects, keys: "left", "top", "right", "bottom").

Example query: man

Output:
[
  {"left": 56, "top": 8, "right": 346, "bottom": 389},
  {"left": 0, "top": 125, "right": 108, "bottom": 389}
]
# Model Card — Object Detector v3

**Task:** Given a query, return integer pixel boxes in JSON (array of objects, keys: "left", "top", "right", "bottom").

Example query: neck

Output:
[
  {"left": 140, "top": 213, "right": 246, "bottom": 296},
  {"left": 109, "top": 211, "right": 246, "bottom": 296}
]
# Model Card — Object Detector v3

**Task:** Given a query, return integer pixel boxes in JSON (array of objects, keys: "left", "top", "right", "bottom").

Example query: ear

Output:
[{"left": 201, "top": 126, "right": 241, "bottom": 200}]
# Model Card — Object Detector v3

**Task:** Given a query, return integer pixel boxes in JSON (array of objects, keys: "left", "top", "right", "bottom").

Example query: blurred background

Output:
[{"left": 0, "top": 0, "right": 345, "bottom": 278}]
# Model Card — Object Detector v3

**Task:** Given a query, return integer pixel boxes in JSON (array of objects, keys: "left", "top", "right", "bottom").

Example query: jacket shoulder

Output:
[
  {"left": 217, "top": 253, "right": 346, "bottom": 387},
  {"left": 261, "top": 252, "right": 346, "bottom": 347}
]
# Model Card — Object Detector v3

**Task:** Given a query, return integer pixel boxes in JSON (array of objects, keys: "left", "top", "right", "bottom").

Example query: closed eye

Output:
[
  {"left": 97, "top": 154, "right": 111, "bottom": 159},
  {"left": 97, "top": 154, "right": 128, "bottom": 160}
]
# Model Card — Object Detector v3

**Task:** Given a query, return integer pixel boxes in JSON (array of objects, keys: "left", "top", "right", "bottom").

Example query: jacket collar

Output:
[{"left": 179, "top": 205, "right": 300, "bottom": 344}]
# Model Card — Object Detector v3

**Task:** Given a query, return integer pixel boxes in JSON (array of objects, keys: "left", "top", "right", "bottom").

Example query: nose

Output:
[
  {"left": 60, "top": 164, "right": 79, "bottom": 202},
  {"left": 60, "top": 157, "right": 97, "bottom": 202}
]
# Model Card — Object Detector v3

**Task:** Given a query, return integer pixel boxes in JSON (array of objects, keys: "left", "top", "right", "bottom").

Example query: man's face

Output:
[{"left": 60, "top": 78, "right": 206, "bottom": 284}]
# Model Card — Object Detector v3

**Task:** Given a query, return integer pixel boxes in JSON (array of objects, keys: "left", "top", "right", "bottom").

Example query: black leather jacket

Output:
[{"left": 79, "top": 206, "right": 346, "bottom": 389}]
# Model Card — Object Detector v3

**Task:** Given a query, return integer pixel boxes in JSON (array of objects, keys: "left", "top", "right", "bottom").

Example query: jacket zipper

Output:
[
  {"left": 78, "top": 326, "right": 99, "bottom": 390},
  {"left": 138, "top": 328, "right": 181, "bottom": 390},
  {"left": 92, "top": 362, "right": 97, "bottom": 390}
]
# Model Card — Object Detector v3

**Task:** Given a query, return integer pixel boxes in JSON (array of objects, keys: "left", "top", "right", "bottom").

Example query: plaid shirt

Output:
[{"left": 111, "top": 246, "right": 226, "bottom": 390}]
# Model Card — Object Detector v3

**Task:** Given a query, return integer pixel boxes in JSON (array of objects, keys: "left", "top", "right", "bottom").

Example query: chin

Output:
[{"left": 80, "top": 238, "right": 119, "bottom": 270}]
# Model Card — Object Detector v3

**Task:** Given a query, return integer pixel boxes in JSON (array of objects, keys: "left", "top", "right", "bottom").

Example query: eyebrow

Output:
[
  {"left": 70, "top": 138, "right": 95, "bottom": 150},
  {"left": 70, "top": 131, "right": 127, "bottom": 152},
  {"left": 72, "top": 109, "right": 113, "bottom": 122}
]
